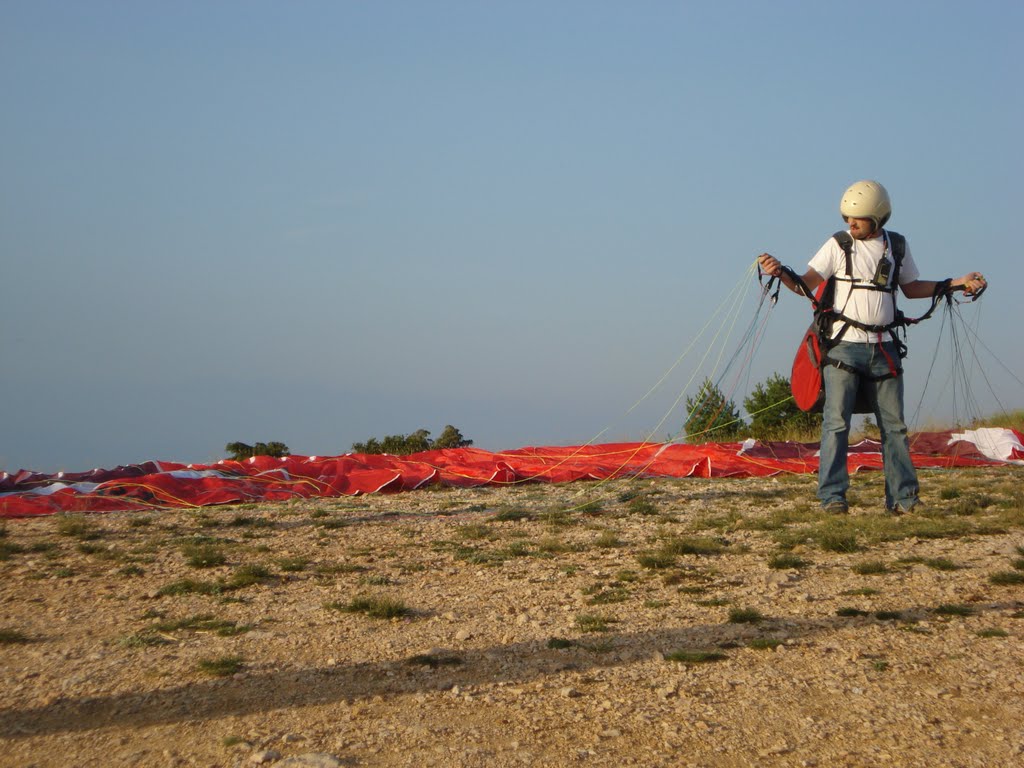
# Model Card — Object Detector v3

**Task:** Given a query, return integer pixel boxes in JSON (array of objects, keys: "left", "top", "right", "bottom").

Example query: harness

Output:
[
  {"left": 775, "top": 230, "right": 952, "bottom": 413},
  {"left": 822, "top": 229, "right": 907, "bottom": 384}
]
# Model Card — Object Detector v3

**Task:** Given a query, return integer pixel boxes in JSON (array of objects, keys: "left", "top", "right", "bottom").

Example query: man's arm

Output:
[
  {"left": 757, "top": 254, "right": 824, "bottom": 296},
  {"left": 901, "top": 272, "right": 987, "bottom": 299}
]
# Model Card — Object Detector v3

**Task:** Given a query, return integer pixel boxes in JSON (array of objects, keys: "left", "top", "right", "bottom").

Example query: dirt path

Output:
[{"left": 2, "top": 467, "right": 1023, "bottom": 767}]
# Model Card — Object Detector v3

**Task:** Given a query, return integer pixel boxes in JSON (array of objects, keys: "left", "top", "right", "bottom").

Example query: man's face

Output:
[{"left": 847, "top": 217, "right": 879, "bottom": 240}]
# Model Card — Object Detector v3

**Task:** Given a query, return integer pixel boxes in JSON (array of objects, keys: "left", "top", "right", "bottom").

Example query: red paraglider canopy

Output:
[{"left": 2, "top": 429, "right": 1022, "bottom": 518}]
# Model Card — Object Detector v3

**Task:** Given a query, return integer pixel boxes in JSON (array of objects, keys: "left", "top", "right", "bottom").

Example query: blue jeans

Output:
[{"left": 818, "top": 341, "right": 919, "bottom": 509}]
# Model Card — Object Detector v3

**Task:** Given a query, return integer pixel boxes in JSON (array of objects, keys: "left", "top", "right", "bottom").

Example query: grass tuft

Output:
[
  {"left": 276, "top": 556, "right": 310, "bottom": 572},
  {"left": 659, "top": 536, "right": 727, "bottom": 556},
  {"left": 989, "top": 571, "right": 1024, "bottom": 586},
  {"left": 183, "top": 544, "right": 228, "bottom": 569},
  {"left": 934, "top": 603, "right": 974, "bottom": 617},
  {"left": 665, "top": 649, "right": 728, "bottom": 664},
  {"left": 0, "top": 628, "right": 32, "bottom": 644},
  {"left": 0, "top": 541, "right": 26, "bottom": 561},
  {"left": 55, "top": 515, "right": 103, "bottom": 540},
  {"left": 626, "top": 496, "right": 659, "bottom": 516},
  {"left": 594, "top": 530, "right": 624, "bottom": 549},
  {"left": 158, "top": 578, "right": 223, "bottom": 597},
  {"left": 575, "top": 614, "right": 615, "bottom": 633},
  {"left": 547, "top": 637, "right": 577, "bottom": 649},
  {"left": 837, "top": 607, "right": 871, "bottom": 617},
  {"left": 874, "top": 610, "right": 904, "bottom": 621},
  {"left": 197, "top": 655, "right": 245, "bottom": 677},
  {"left": 224, "top": 564, "right": 274, "bottom": 589},
  {"left": 818, "top": 531, "right": 861, "bottom": 553},
  {"left": 492, "top": 508, "right": 532, "bottom": 522},
  {"left": 728, "top": 607, "right": 765, "bottom": 624},
  {"left": 328, "top": 595, "right": 411, "bottom": 619},
  {"left": 976, "top": 627, "right": 1009, "bottom": 638},
  {"left": 768, "top": 553, "right": 809, "bottom": 570},
  {"left": 637, "top": 552, "right": 677, "bottom": 570},
  {"left": 852, "top": 560, "right": 890, "bottom": 575},
  {"left": 406, "top": 653, "right": 463, "bottom": 668},
  {"left": 746, "top": 637, "right": 784, "bottom": 650}
]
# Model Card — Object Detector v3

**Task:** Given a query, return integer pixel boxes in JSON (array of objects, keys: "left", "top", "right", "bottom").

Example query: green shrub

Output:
[
  {"left": 743, "top": 373, "right": 822, "bottom": 441},
  {"left": 225, "top": 441, "right": 289, "bottom": 461},
  {"left": 352, "top": 425, "right": 472, "bottom": 455}
]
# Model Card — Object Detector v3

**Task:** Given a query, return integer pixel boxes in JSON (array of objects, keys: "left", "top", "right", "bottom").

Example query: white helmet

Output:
[{"left": 840, "top": 180, "right": 891, "bottom": 230}]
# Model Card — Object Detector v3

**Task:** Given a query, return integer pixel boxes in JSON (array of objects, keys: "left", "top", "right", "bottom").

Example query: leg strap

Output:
[{"left": 824, "top": 357, "right": 902, "bottom": 382}]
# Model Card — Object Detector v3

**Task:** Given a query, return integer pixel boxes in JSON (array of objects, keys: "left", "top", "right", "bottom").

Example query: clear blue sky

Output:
[{"left": 2, "top": 1, "right": 1021, "bottom": 472}]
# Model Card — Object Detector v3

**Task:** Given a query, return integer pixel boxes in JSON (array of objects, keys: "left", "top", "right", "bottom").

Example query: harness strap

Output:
[
  {"left": 832, "top": 276, "right": 897, "bottom": 293},
  {"left": 823, "top": 356, "right": 902, "bottom": 382}
]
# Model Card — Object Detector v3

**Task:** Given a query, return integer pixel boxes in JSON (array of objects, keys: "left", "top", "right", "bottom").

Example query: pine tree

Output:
[{"left": 685, "top": 379, "right": 745, "bottom": 443}]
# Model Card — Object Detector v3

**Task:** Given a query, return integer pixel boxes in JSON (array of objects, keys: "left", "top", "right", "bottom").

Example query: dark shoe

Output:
[
  {"left": 822, "top": 500, "right": 849, "bottom": 514},
  {"left": 888, "top": 499, "right": 922, "bottom": 516}
]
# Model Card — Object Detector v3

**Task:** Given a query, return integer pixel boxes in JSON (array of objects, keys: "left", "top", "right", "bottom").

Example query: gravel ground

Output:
[{"left": 2, "top": 466, "right": 1023, "bottom": 767}]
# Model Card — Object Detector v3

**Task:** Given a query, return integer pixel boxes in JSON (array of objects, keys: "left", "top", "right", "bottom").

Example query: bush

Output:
[
  {"left": 352, "top": 425, "right": 473, "bottom": 455},
  {"left": 430, "top": 425, "right": 474, "bottom": 450},
  {"left": 225, "top": 441, "right": 290, "bottom": 461},
  {"left": 743, "top": 373, "right": 821, "bottom": 440}
]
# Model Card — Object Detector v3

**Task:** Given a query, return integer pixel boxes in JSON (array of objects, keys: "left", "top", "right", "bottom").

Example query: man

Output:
[{"left": 758, "top": 180, "right": 986, "bottom": 514}]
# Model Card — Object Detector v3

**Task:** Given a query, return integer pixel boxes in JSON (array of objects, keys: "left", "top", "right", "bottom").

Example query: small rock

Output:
[
  {"left": 279, "top": 753, "right": 343, "bottom": 768},
  {"left": 250, "top": 749, "right": 282, "bottom": 764},
  {"left": 560, "top": 687, "right": 581, "bottom": 698},
  {"left": 455, "top": 629, "right": 473, "bottom": 642}
]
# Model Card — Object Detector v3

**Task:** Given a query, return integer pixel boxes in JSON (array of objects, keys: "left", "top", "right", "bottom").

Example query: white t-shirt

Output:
[{"left": 808, "top": 230, "right": 920, "bottom": 343}]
